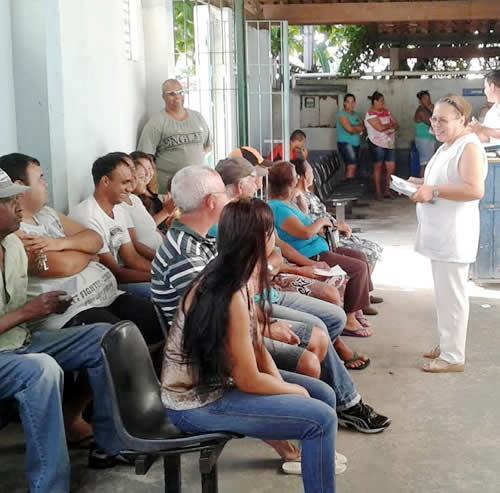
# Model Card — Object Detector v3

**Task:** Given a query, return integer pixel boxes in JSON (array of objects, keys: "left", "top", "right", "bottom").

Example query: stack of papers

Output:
[
  {"left": 313, "top": 265, "right": 346, "bottom": 278},
  {"left": 390, "top": 175, "right": 418, "bottom": 197},
  {"left": 313, "top": 265, "right": 348, "bottom": 288}
]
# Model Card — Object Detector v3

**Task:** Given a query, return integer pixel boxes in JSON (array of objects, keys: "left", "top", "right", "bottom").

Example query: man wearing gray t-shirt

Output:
[{"left": 138, "top": 79, "right": 212, "bottom": 191}]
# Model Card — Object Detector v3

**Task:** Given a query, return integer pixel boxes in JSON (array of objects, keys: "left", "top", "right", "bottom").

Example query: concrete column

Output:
[
  {"left": 142, "top": 0, "right": 176, "bottom": 116},
  {"left": 389, "top": 47, "right": 401, "bottom": 71},
  {"left": 0, "top": 0, "right": 18, "bottom": 154},
  {"left": 11, "top": 0, "right": 67, "bottom": 210},
  {"left": 303, "top": 25, "right": 314, "bottom": 71}
]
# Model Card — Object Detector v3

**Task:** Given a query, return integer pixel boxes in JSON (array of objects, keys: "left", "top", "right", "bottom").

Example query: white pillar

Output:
[
  {"left": 303, "top": 25, "right": 314, "bottom": 71},
  {"left": 0, "top": 0, "right": 18, "bottom": 154},
  {"left": 11, "top": 0, "right": 67, "bottom": 211},
  {"left": 142, "top": 0, "right": 176, "bottom": 117}
]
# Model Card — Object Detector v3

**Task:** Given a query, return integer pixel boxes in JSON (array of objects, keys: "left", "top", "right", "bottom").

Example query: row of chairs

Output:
[
  {"left": 1, "top": 320, "right": 239, "bottom": 493},
  {"left": 310, "top": 151, "right": 366, "bottom": 222}
]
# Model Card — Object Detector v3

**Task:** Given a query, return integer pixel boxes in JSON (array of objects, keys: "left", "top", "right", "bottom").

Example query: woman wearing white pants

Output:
[{"left": 410, "top": 95, "right": 488, "bottom": 373}]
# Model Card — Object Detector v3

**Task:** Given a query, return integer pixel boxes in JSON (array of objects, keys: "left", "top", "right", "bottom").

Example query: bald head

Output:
[
  {"left": 162, "top": 79, "right": 182, "bottom": 94},
  {"left": 162, "top": 79, "right": 185, "bottom": 112}
]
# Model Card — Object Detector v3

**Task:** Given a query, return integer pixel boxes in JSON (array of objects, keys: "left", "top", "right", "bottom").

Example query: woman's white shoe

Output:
[{"left": 281, "top": 451, "right": 348, "bottom": 475}]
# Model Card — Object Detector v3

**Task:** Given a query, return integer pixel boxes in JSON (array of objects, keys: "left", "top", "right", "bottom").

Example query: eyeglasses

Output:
[
  {"left": 430, "top": 116, "right": 459, "bottom": 125},
  {"left": 163, "top": 90, "right": 185, "bottom": 97}
]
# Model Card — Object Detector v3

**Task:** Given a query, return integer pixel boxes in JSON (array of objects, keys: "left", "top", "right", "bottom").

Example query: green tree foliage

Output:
[{"left": 317, "top": 25, "right": 377, "bottom": 75}]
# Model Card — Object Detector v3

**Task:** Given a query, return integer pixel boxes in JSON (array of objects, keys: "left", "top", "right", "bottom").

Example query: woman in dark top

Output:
[{"left": 131, "top": 151, "right": 176, "bottom": 230}]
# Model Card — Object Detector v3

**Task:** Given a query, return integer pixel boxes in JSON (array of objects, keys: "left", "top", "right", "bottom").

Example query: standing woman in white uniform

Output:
[{"left": 410, "top": 95, "right": 488, "bottom": 373}]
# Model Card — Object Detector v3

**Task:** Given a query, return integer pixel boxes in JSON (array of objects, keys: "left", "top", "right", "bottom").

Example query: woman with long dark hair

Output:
[{"left": 161, "top": 198, "right": 337, "bottom": 492}]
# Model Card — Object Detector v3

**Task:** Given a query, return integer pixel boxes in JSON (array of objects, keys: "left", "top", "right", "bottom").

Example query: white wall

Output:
[
  {"left": 0, "top": 0, "right": 17, "bottom": 154},
  {"left": 10, "top": 0, "right": 53, "bottom": 190},
  {"left": 60, "top": 0, "right": 147, "bottom": 211},
  {"left": 142, "top": 0, "right": 175, "bottom": 117},
  {"left": 8, "top": 0, "right": 148, "bottom": 212},
  {"left": 246, "top": 26, "right": 274, "bottom": 157},
  {"left": 290, "top": 78, "right": 488, "bottom": 151}
]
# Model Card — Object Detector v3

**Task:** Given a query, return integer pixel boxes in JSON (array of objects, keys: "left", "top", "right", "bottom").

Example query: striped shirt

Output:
[{"left": 151, "top": 219, "right": 217, "bottom": 324}]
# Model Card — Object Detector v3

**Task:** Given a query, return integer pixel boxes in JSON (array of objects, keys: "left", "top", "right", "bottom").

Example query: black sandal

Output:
[{"left": 344, "top": 353, "right": 371, "bottom": 370}]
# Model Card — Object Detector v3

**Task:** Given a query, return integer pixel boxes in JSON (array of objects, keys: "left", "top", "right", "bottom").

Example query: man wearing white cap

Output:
[{"left": 0, "top": 168, "right": 122, "bottom": 491}]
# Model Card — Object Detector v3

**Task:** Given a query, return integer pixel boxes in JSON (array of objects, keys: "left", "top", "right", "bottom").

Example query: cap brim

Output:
[
  {"left": 0, "top": 183, "right": 30, "bottom": 199},
  {"left": 254, "top": 167, "right": 268, "bottom": 177},
  {"left": 259, "top": 159, "right": 274, "bottom": 168}
]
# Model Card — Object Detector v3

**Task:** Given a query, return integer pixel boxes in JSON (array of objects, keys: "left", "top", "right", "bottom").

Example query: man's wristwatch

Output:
[{"left": 432, "top": 187, "right": 440, "bottom": 200}]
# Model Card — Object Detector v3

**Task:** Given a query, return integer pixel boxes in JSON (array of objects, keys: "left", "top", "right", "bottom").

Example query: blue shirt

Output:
[
  {"left": 207, "top": 224, "right": 218, "bottom": 238},
  {"left": 336, "top": 110, "right": 361, "bottom": 146},
  {"left": 268, "top": 200, "right": 328, "bottom": 259}
]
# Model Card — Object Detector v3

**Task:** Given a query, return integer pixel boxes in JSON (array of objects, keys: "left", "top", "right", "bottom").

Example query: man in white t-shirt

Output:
[
  {"left": 72, "top": 152, "right": 153, "bottom": 299},
  {"left": 1, "top": 152, "right": 161, "bottom": 340},
  {"left": 469, "top": 70, "right": 500, "bottom": 145}
]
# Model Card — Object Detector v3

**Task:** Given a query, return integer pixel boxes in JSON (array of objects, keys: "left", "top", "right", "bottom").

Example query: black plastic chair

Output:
[
  {"left": 153, "top": 302, "right": 171, "bottom": 338},
  {"left": 100, "top": 321, "right": 240, "bottom": 493}
]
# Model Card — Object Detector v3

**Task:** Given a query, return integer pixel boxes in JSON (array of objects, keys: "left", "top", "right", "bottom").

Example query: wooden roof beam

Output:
[
  {"left": 261, "top": 1, "right": 500, "bottom": 25},
  {"left": 375, "top": 46, "right": 500, "bottom": 59}
]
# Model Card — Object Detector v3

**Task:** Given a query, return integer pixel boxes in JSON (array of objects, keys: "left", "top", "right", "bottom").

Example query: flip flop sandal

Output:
[
  {"left": 344, "top": 353, "right": 371, "bottom": 370},
  {"left": 68, "top": 435, "right": 95, "bottom": 450},
  {"left": 355, "top": 314, "right": 372, "bottom": 328},
  {"left": 341, "top": 328, "right": 373, "bottom": 338}
]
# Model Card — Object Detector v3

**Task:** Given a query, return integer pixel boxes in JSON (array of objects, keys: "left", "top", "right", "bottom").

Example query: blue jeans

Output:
[
  {"left": 167, "top": 371, "right": 337, "bottom": 493},
  {"left": 368, "top": 140, "right": 395, "bottom": 163},
  {"left": 0, "top": 324, "right": 123, "bottom": 493},
  {"left": 118, "top": 282, "right": 151, "bottom": 300},
  {"left": 272, "top": 291, "right": 359, "bottom": 410},
  {"left": 337, "top": 142, "right": 360, "bottom": 165},
  {"left": 415, "top": 137, "right": 436, "bottom": 166}
]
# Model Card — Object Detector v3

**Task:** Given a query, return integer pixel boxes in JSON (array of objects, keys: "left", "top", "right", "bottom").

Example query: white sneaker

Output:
[
  {"left": 281, "top": 451, "right": 348, "bottom": 475},
  {"left": 336, "top": 451, "right": 348, "bottom": 465}
]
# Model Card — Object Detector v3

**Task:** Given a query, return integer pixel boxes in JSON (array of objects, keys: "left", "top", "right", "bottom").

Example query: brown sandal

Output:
[{"left": 344, "top": 353, "right": 370, "bottom": 370}]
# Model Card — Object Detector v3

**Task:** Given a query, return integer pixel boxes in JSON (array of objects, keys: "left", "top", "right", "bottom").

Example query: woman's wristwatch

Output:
[{"left": 432, "top": 187, "right": 440, "bottom": 200}]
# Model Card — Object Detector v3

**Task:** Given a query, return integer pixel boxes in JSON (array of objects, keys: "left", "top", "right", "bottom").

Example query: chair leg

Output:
[
  {"left": 164, "top": 454, "right": 181, "bottom": 493},
  {"left": 200, "top": 446, "right": 223, "bottom": 493},
  {"left": 135, "top": 454, "right": 155, "bottom": 474},
  {"left": 201, "top": 462, "right": 218, "bottom": 493}
]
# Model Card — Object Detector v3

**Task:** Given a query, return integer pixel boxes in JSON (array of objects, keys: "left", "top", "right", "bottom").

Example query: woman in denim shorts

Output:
[
  {"left": 364, "top": 91, "right": 399, "bottom": 199},
  {"left": 336, "top": 94, "right": 364, "bottom": 179}
]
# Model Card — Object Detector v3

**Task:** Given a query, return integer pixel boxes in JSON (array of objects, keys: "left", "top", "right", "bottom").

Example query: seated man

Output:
[
  {"left": 0, "top": 168, "right": 123, "bottom": 491},
  {"left": 152, "top": 165, "right": 391, "bottom": 438},
  {"left": 71, "top": 152, "right": 152, "bottom": 300},
  {"left": 0, "top": 153, "right": 162, "bottom": 345}
]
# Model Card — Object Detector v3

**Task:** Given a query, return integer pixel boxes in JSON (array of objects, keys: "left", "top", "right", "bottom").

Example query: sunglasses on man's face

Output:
[{"left": 164, "top": 90, "right": 185, "bottom": 97}]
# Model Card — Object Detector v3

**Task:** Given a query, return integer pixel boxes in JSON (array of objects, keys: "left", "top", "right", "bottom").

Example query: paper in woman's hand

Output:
[{"left": 390, "top": 175, "right": 418, "bottom": 197}]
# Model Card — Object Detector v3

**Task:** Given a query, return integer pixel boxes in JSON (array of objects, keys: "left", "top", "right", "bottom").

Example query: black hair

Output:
[
  {"left": 417, "top": 90, "right": 430, "bottom": 100},
  {"left": 485, "top": 70, "right": 500, "bottom": 89},
  {"left": 290, "top": 129, "right": 307, "bottom": 142},
  {"left": 130, "top": 150, "right": 154, "bottom": 165},
  {"left": 91, "top": 152, "right": 130, "bottom": 185},
  {"left": 0, "top": 153, "right": 40, "bottom": 184},
  {"left": 290, "top": 157, "right": 308, "bottom": 178},
  {"left": 181, "top": 198, "right": 274, "bottom": 384},
  {"left": 368, "top": 91, "right": 384, "bottom": 104},
  {"left": 344, "top": 93, "right": 356, "bottom": 103}
]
